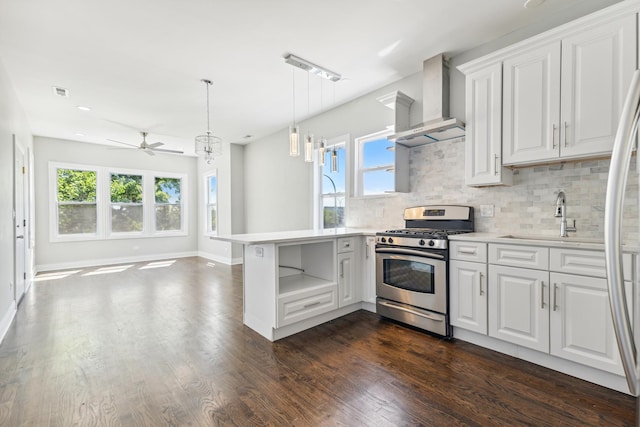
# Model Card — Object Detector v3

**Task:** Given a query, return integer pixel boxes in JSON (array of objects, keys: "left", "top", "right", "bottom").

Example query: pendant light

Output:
[
  {"left": 331, "top": 146, "right": 338, "bottom": 173},
  {"left": 318, "top": 137, "right": 326, "bottom": 167},
  {"left": 194, "top": 79, "right": 222, "bottom": 164},
  {"left": 289, "top": 68, "right": 300, "bottom": 156}
]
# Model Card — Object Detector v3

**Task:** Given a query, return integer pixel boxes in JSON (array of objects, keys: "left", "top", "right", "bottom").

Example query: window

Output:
[
  {"left": 354, "top": 129, "right": 395, "bottom": 196},
  {"left": 55, "top": 168, "right": 97, "bottom": 236},
  {"left": 49, "top": 162, "right": 187, "bottom": 242},
  {"left": 315, "top": 135, "right": 348, "bottom": 229},
  {"left": 205, "top": 172, "right": 218, "bottom": 235},
  {"left": 154, "top": 177, "right": 183, "bottom": 232},
  {"left": 110, "top": 173, "right": 143, "bottom": 233}
]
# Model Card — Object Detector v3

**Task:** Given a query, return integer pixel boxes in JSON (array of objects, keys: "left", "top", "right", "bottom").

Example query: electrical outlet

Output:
[
  {"left": 255, "top": 246, "right": 264, "bottom": 257},
  {"left": 480, "top": 205, "right": 494, "bottom": 217}
]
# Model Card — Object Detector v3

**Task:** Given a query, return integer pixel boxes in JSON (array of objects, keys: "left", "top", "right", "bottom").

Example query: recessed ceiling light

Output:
[
  {"left": 76, "top": 106, "right": 91, "bottom": 111},
  {"left": 243, "top": 134, "right": 253, "bottom": 139},
  {"left": 524, "top": 0, "right": 545, "bottom": 8}
]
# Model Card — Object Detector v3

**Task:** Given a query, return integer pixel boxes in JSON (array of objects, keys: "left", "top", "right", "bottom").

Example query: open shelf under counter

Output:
[{"left": 278, "top": 273, "right": 336, "bottom": 296}]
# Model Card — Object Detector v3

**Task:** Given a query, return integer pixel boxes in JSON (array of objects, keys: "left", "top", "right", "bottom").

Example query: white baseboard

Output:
[
  {"left": 36, "top": 251, "right": 198, "bottom": 272},
  {"left": 0, "top": 301, "right": 17, "bottom": 345},
  {"left": 198, "top": 251, "right": 243, "bottom": 265}
]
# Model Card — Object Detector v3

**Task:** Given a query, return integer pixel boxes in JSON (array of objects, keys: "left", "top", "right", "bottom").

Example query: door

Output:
[
  {"left": 550, "top": 272, "right": 630, "bottom": 375},
  {"left": 560, "top": 15, "right": 636, "bottom": 159},
  {"left": 465, "top": 62, "right": 512, "bottom": 186},
  {"left": 338, "top": 252, "right": 357, "bottom": 307},
  {"left": 503, "top": 41, "right": 561, "bottom": 165},
  {"left": 450, "top": 260, "right": 487, "bottom": 334},
  {"left": 14, "top": 137, "right": 27, "bottom": 303},
  {"left": 488, "top": 264, "right": 549, "bottom": 352}
]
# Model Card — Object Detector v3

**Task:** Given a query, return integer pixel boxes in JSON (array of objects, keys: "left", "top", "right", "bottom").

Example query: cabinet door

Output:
[
  {"left": 503, "top": 41, "right": 561, "bottom": 165},
  {"left": 338, "top": 252, "right": 359, "bottom": 307},
  {"left": 465, "top": 63, "right": 512, "bottom": 186},
  {"left": 489, "top": 265, "right": 549, "bottom": 352},
  {"left": 550, "top": 272, "right": 632, "bottom": 375},
  {"left": 560, "top": 15, "right": 636, "bottom": 159},
  {"left": 450, "top": 260, "right": 487, "bottom": 334}
]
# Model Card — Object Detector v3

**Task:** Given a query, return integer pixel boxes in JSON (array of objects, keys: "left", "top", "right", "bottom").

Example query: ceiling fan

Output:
[{"left": 107, "top": 131, "right": 184, "bottom": 156}]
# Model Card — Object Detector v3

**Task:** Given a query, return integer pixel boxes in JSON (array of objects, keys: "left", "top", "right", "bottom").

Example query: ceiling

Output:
[{"left": 0, "top": 0, "right": 620, "bottom": 156}]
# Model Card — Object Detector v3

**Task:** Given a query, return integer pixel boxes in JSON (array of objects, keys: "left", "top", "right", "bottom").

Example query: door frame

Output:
[{"left": 13, "top": 135, "right": 28, "bottom": 304}]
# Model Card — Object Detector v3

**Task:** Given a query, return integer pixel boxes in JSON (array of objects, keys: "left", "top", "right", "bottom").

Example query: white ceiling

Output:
[{"left": 0, "top": 0, "right": 621, "bottom": 156}]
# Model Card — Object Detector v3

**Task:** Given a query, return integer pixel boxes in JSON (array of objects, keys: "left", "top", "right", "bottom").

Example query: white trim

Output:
[
  {"left": 36, "top": 251, "right": 198, "bottom": 272},
  {"left": 0, "top": 301, "right": 17, "bottom": 345},
  {"left": 203, "top": 170, "right": 218, "bottom": 236},
  {"left": 197, "top": 251, "right": 243, "bottom": 265}
]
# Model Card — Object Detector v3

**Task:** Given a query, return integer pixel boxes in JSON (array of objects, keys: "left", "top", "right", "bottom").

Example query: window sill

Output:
[{"left": 351, "top": 192, "right": 400, "bottom": 201}]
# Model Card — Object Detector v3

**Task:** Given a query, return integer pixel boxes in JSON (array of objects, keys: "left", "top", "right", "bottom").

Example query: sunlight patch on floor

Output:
[
  {"left": 34, "top": 270, "right": 83, "bottom": 282},
  {"left": 139, "top": 260, "right": 176, "bottom": 270},
  {"left": 82, "top": 265, "right": 134, "bottom": 276}
]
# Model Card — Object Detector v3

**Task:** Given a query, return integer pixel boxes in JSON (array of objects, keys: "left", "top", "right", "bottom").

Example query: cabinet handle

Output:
[
  {"left": 479, "top": 272, "right": 484, "bottom": 296},
  {"left": 365, "top": 242, "right": 370, "bottom": 259},
  {"left": 552, "top": 124, "right": 557, "bottom": 148},
  {"left": 494, "top": 154, "right": 499, "bottom": 176},
  {"left": 303, "top": 301, "right": 321, "bottom": 309},
  {"left": 564, "top": 121, "right": 568, "bottom": 147},
  {"left": 540, "top": 281, "right": 545, "bottom": 309},
  {"left": 553, "top": 283, "right": 558, "bottom": 311},
  {"left": 340, "top": 260, "right": 344, "bottom": 278},
  {"left": 458, "top": 247, "right": 477, "bottom": 255}
]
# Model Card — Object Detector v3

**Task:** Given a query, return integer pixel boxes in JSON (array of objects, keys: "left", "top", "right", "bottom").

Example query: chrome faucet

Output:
[{"left": 554, "top": 191, "right": 577, "bottom": 237}]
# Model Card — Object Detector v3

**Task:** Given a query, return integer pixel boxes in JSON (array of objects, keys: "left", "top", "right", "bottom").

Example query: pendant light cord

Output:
[
  {"left": 202, "top": 79, "right": 212, "bottom": 134},
  {"left": 292, "top": 68, "right": 296, "bottom": 126}
]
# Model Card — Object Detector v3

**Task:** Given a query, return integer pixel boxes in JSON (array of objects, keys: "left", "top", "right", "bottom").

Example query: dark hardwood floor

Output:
[{"left": 0, "top": 257, "right": 635, "bottom": 426}]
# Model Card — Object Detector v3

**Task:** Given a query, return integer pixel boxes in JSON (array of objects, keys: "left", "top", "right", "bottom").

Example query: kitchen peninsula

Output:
[{"left": 213, "top": 229, "right": 378, "bottom": 341}]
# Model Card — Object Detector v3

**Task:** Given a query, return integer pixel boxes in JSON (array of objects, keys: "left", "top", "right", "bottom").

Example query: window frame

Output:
[
  {"left": 313, "top": 134, "right": 350, "bottom": 230},
  {"left": 353, "top": 129, "right": 395, "bottom": 198},
  {"left": 48, "top": 161, "right": 188, "bottom": 242},
  {"left": 203, "top": 170, "right": 218, "bottom": 236}
]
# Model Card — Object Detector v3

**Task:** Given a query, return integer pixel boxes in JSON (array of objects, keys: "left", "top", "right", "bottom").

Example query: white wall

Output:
[
  {"left": 34, "top": 137, "right": 198, "bottom": 270},
  {"left": 0, "top": 57, "right": 33, "bottom": 340},
  {"left": 196, "top": 142, "right": 245, "bottom": 264}
]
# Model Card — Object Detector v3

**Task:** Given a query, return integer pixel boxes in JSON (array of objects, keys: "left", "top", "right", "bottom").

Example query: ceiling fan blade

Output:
[
  {"left": 148, "top": 142, "right": 164, "bottom": 148},
  {"left": 107, "top": 139, "right": 138, "bottom": 148},
  {"left": 151, "top": 147, "right": 184, "bottom": 154},
  {"left": 144, "top": 149, "right": 155, "bottom": 156}
]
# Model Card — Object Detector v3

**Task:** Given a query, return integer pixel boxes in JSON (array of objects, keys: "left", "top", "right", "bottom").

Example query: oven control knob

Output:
[
  {"left": 388, "top": 238, "right": 394, "bottom": 244},
  {"left": 428, "top": 240, "right": 435, "bottom": 247},
  {"left": 380, "top": 237, "right": 386, "bottom": 243},
  {"left": 419, "top": 239, "right": 426, "bottom": 246}
]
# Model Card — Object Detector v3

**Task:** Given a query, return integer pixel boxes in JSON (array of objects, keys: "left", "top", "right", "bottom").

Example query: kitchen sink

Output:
[{"left": 499, "top": 234, "right": 603, "bottom": 244}]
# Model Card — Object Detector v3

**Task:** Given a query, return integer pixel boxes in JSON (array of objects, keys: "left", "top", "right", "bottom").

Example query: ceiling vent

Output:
[{"left": 52, "top": 86, "right": 69, "bottom": 97}]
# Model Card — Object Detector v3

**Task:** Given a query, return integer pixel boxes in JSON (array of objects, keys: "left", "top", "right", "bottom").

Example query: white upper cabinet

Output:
[
  {"left": 464, "top": 63, "right": 513, "bottom": 186},
  {"left": 503, "top": 14, "right": 636, "bottom": 166},
  {"left": 502, "top": 42, "right": 561, "bottom": 165},
  {"left": 560, "top": 15, "right": 636, "bottom": 159}
]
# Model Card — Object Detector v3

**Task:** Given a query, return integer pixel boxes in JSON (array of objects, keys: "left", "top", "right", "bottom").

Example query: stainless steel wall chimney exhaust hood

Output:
[{"left": 389, "top": 54, "right": 465, "bottom": 146}]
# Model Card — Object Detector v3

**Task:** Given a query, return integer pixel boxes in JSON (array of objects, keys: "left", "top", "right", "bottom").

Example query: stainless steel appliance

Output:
[
  {"left": 605, "top": 69, "right": 640, "bottom": 419},
  {"left": 376, "top": 205, "right": 474, "bottom": 337}
]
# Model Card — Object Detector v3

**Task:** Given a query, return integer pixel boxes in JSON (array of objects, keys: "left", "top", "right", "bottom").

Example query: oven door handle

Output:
[
  {"left": 375, "top": 247, "right": 445, "bottom": 260},
  {"left": 378, "top": 301, "right": 444, "bottom": 322}
]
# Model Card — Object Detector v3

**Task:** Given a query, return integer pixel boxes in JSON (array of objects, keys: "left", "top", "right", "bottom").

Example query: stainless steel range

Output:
[{"left": 376, "top": 205, "right": 474, "bottom": 337}]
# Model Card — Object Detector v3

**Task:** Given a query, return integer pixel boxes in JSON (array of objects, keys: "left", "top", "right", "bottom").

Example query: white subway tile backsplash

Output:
[{"left": 347, "top": 138, "right": 638, "bottom": 243}]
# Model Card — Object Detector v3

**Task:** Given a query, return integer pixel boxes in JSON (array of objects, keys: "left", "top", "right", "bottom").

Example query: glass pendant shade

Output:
[
  {"left": 331, "top": 147, "right": 338, "bottom": 173},
  {"left": 304, "top": 133, "right": 314, "bottom": 162},
  {"left": 289, "top": 125, "right": 300, "bottom": 156},
  {"left": 195, "top": 132, "right": 222, "bottom": 164},
  {"left": 318, "top": 139, "right": 326, "bottom": 167}
]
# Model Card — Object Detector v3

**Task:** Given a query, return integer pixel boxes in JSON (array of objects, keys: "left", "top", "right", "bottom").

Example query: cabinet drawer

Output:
[
  {"left": 489, "top": 244, "right": 549, "bottom": 270},
  {"left": 277, "top": 283, "right": 338, "bottom": 327},
  {"left": 450, "top": 241, "right": 487, "bottom": 262},
  {"left": 549, "top": 248, "right": 631, "bottom": 280},
  {"left": 337, "top": 237, "right": 355, "bottom": 253}
]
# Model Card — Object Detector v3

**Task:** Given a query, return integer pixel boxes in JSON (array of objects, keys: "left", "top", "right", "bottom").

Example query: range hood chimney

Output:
[{"left": 388, "top": 54, "right": 465, "bottom": 146}]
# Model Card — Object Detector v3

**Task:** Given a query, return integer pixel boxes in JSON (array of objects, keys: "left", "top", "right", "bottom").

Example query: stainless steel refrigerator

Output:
[{"left": 606, "top": 69, "right": 640, "bottom": 425}]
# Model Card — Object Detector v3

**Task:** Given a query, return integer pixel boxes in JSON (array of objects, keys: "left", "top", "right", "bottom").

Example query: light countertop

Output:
[{"left": 212, "top": 228, "right": 379, "bottom": 245}]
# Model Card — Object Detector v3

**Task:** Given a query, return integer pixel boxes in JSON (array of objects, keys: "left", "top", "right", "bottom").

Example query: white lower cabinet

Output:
[
  {"left": 488, "top": 264, "right": 550, "bottom": 353},
  {"left": 278, "top": 282, "right": 338, "bottom": 327},
  {"left": 361, "top": 236, "right": 376, "bottom": 305},
  {"left": 450, "top": 259, "right": 487, "bottom": 334},
  {"left": 338, "top": 252, "right": 357, "bottom": 307},
  {"left": 549, "top": 272, "right": 624, "bottom": 375}
]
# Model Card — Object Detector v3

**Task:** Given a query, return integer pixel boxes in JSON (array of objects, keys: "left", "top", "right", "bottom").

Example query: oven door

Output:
[{"left": 376, "top": 246, "right": 447, "bottom": 314}]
